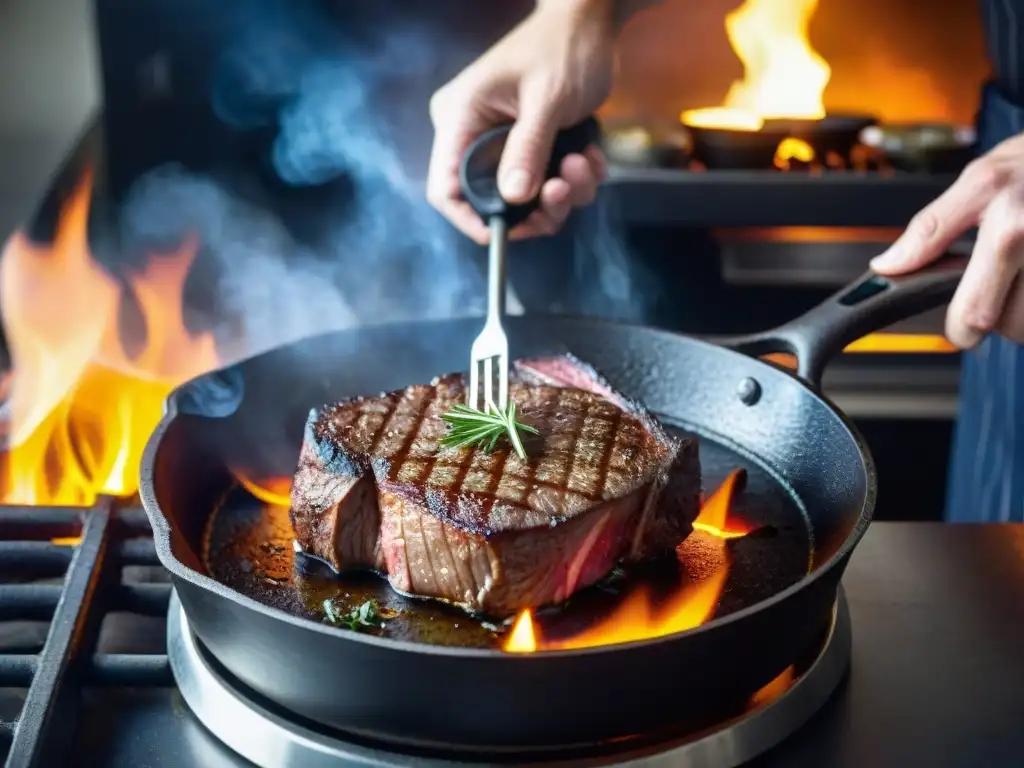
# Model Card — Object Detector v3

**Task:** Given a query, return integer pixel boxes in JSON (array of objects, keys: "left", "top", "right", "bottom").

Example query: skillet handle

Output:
[{"left": 719, "top": 254, "right": 968, "bottom": 388}]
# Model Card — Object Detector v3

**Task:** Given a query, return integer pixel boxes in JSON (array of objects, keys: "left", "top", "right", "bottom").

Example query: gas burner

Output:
[
  {"left": 605, "top": 113, "right": 972, "bottom": 174},
  {"left": 604, "top": 114, "right": 883, "bottom": 173},
  {"left": 603, "top": 120, "right": 691, "bottom": 169},
  {"left": 684, "top": 113, "right": 877, "bottom": 171},
  {"left": 860, "top": 123, "right": 976, "bottom": 173},
  {"left": 168, "top": 589, "right": 851, "bottom": 768}
]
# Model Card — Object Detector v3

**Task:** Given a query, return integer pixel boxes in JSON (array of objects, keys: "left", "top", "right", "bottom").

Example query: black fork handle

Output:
[{"left": 458, "top": 117, "right": 602, "bottom": 229}]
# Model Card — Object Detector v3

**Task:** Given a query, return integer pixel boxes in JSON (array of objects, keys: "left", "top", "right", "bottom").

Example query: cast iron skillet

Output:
[{"left": 140, "top": 254, "right": 965, "bottom": 751}]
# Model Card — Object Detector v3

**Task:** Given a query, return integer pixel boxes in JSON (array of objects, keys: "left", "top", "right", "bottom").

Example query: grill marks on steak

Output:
[
  {"left": 308, "top": 375, "right": 659, "bottom": 533},
  {"left": 290, "top": 355, "right": 702, "bottom": 617}
]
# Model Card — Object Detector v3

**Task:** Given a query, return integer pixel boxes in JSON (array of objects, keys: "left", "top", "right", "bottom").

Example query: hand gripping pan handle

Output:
[{"left": 719, "top": 254, "right": 969, "bottom": 388}]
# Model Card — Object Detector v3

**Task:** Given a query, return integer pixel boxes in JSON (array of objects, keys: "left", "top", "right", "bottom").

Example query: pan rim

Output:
[{"left": 140, "top": 315, "right": 877, "bottom": 660}]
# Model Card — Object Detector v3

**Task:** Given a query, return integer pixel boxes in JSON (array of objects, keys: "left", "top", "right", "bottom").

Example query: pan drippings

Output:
[{"left": 203, "top": 433, "right": 812, "bottom": 650}]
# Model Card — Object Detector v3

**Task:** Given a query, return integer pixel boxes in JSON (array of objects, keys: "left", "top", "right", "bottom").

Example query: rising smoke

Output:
[{"left": 118, "top": 0, "right": 650, "bottom": 367}]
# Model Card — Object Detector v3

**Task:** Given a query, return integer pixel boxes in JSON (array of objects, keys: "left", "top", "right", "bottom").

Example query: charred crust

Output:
[
  {"left": 308, "top": 407, "right": 370, "bottom": 476},
  {"left": 515, "top": 354, "right": 680, "bottom": 453}
]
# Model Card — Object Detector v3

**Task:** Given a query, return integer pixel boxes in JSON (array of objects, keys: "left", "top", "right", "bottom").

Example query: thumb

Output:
[{"left": 497, "top": 88, "right": 561, "bottom": 203}]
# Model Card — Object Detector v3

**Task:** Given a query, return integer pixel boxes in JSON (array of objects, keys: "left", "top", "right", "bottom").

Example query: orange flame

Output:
[
  {"left": 762, "top": 332, "right": 958, "bottom": 371},
  {"left": 842, "top": 333, "right": 956, "bottom": 354},
  {"left": 774, "top": 137, "right": 816, "bottom": 169},
  {"left": 682, "top": 0, "right": 830, "bottom": 131},
  {"left": 681, "top": 107, "right": 764, "bottom": 132},
  {"left": 691, "top": 470, "right": 753, "bottom": 540},
  {"left": 505, "top": 609, "right": 538, "bottom": 653},
  {"left": 749, "top": 665, "right": 796, "bottom": 708},
  {"left": 0, "top": 170, "right": 220, "bottom": 505},
  {"left": 235, "top": 472, "right": 293, "bottom": 507},
  {"left": 504, "top": 470, "right": 745, "bottom": 653}
]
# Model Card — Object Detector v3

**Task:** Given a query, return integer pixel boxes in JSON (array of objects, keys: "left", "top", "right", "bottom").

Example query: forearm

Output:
[{"left": 535, "top": 0, "right": 663, "bottom": 32}]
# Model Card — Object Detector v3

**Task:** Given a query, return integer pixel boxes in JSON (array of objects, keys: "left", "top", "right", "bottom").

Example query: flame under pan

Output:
[{"left": 204, "top": 433, "right": 813, "bottom": 651}]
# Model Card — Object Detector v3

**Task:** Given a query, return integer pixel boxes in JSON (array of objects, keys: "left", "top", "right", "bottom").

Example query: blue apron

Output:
[{"left": 945, "top": 82, "right": 1024, "bottom": 522}]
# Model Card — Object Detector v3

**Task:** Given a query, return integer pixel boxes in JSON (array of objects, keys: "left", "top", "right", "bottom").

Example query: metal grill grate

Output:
[{"left": 0, "top": 504, "right": 171, "bottom": 768}]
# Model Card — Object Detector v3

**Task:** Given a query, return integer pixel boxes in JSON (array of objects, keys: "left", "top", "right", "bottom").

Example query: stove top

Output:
[
  {"left": 165, "top": 590, "right": 851, "bottom": 767},
  {"left": 2, "top": 509, "right": 1022, "bottom": 768}
]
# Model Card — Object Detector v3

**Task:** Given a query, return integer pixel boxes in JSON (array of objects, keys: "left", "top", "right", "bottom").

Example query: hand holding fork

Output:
[{"left": 458, "top": 116, "right": 601, "bottom": 411}]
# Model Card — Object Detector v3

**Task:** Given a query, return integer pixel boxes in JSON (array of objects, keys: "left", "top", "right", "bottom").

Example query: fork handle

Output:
[
  {"left": 486, "top": 217, "right": 508, "bottom": 321},
  {"left": 459, "top": 116, "right": 602, "bottom": 229}
]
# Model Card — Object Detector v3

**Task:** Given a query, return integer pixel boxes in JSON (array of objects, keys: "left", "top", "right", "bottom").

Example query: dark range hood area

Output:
[{"left": 0, "top": 0, "right": 1021, "bottom": 767}]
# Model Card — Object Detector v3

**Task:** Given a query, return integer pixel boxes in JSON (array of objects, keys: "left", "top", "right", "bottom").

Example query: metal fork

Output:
[
  {"left": 470, "top": 215, "right": 510, "bottom": 410},
  {"left": 459, "top": 116, "right": 602, "bottom": 411}
]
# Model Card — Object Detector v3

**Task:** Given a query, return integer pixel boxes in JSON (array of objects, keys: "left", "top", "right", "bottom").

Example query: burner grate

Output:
[{"left": 0, "top": 504, "right": 172, "bottom": 768}]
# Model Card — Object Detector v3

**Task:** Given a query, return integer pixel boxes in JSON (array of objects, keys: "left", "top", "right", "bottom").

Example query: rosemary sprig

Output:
[
  {"left": 322, "top": 598, "right": 385, "bottom": 632},
  {"left": 440, "top": 400, "right": 539, "bottom": 460}
]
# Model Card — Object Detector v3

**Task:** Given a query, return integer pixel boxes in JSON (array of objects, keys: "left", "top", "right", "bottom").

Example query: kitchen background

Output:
[{"left": 0, "top": 0, "right": 992, "bottom": 519}]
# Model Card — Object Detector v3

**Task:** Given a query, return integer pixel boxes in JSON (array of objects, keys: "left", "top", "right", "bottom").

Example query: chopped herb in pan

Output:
[{"left": 322, "top": 598, "right": 389, "bottom": 632}]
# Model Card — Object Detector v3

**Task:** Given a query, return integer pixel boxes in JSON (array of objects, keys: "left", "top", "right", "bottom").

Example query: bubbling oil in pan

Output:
[{"left": 203, "top": 430, "right": 813, "bottom": 650}]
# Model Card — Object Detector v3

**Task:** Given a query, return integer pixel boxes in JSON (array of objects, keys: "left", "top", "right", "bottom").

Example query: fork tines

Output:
[{"left": 469, "top": 330, "right": 509, "bottom": 413}]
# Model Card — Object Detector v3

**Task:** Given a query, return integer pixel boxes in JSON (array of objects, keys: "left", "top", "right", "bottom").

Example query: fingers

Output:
[
  {"left": 560, "top": 151, "right": 601, "bottom": 206},
  {"left": 426, "top": 87, "right": 499, "bottom": 244},
  {"left": 506, "top": 150, "right": 606, "bottom": 240},
  {"left": 445, "top": 201, "right": 494, "bottom": 245},
  {"left": 427, "top": 128, "right": 492, "bottom": 243},
  {"left": 996, "top": 276, "right": 1024, "bottom": 344},
  {"left": 945, "top": 184, "right": 1024, "bottom": 349},
  {"left": 508, "top": 179, "right": 572, "bottom": 240},
  {"left": 425, "top": 125, "right": 493, "bottom": 244},
  {"left": 429, "top": 145, "right": 604, "bottom": 243},
  {"left": 496, "top": 86, "right": 561, "bottom": 203},
  {"left": 584, "top": 144, "right": 609, "bottom": 185},
  {"left": 871, "top": 159, "right": 1011, "bottom": 275},
  {"left": 427, "top": 81, "right": 607, "bottom": 242}
]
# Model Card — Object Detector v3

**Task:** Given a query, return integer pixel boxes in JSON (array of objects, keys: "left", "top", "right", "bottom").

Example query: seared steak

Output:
[{"left": 290, "top": 354, "right": 701, "bottom": 617}]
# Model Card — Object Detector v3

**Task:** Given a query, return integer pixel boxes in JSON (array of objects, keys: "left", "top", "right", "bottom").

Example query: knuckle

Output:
[
  {"left": 424, "top": 176, "right": 446, "bottom": 207},
  {"left": 946, "top": 308, "right": 986, "bottom": 348},
  {"left": 907, "top": 209, "right": 941, "bottom": 242},
  {"left": 960, "top": 296, "right": 999, "bottom": 331},
  {"left": 428, "top": 86, "right": 455, "bottom": 125},
  {"left": 527, "top": 71, "right": 571, "bottom": 103},
  {"left": 545, "top": 202, "right": 569, "bottom": 222},
  {"left": 988, "top": 189, "right": 1024, "bottom": 256},
  {"left": 992, "top": 183, "right": 1024, "bottom": 215},
  {"left": 508, "top": 131, "right": 543, "bottom": 160},
  {"left": 962, "top": 158, "right": 1011, "bottom": 197},
  {"left": 993, "top": 224, "right": 1024, "bottom": 260},
  {"left": 521, "top": 73, "right": 573, "bottom": 123}
]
